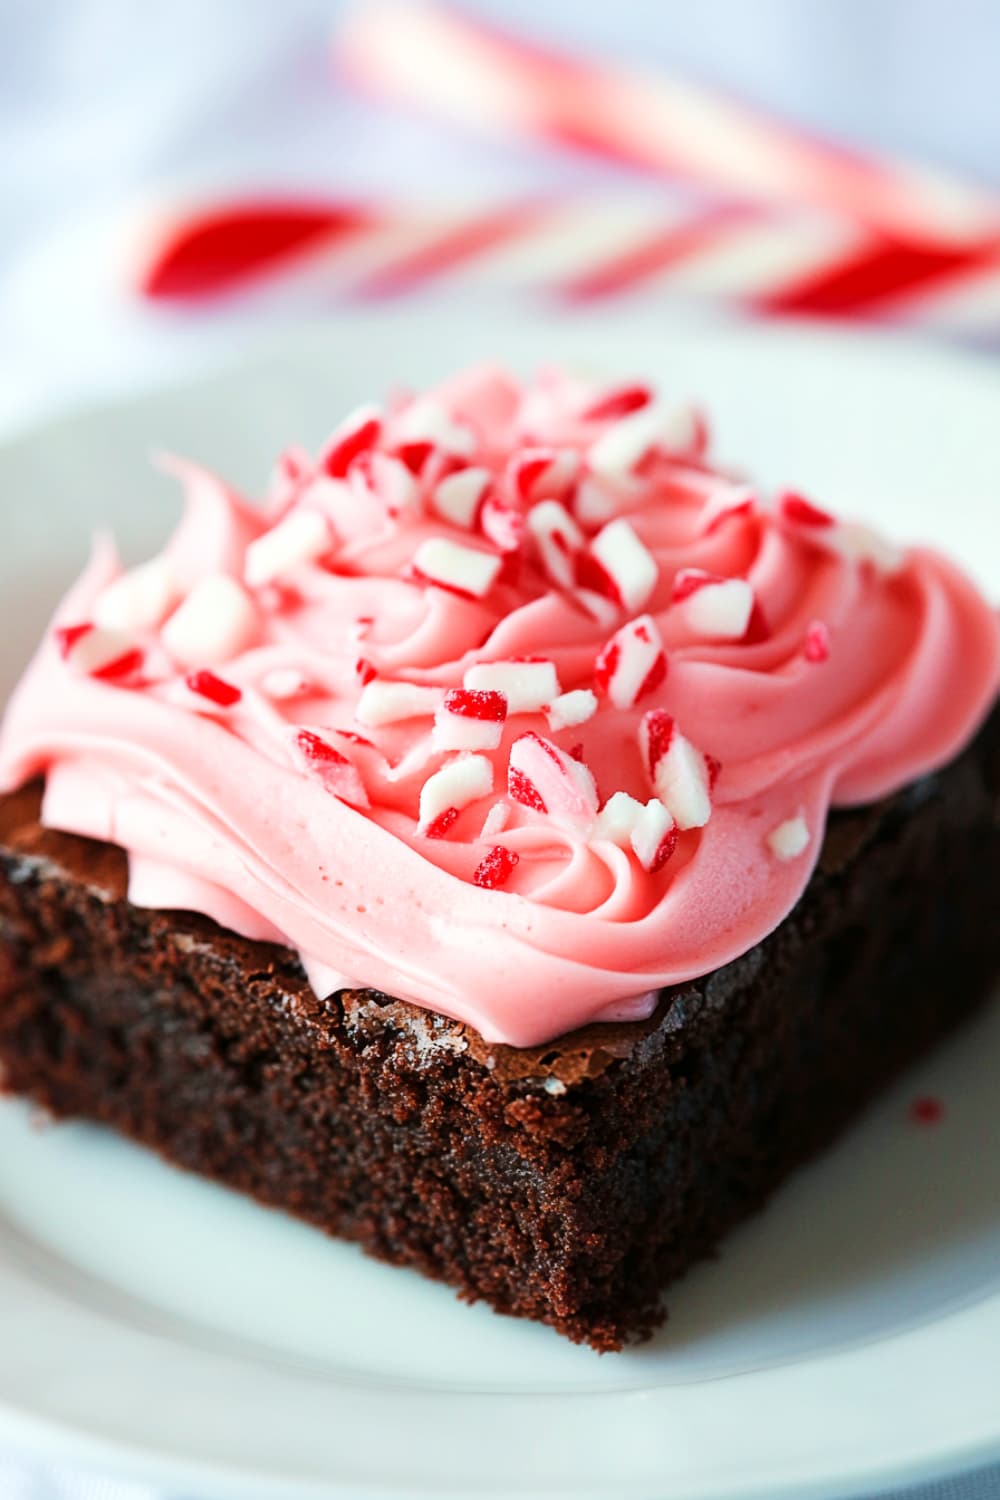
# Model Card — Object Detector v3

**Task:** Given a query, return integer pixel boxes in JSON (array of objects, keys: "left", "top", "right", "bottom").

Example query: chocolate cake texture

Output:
[{"left": 1, "top": 702, "right": 997, "bottom": 1350}]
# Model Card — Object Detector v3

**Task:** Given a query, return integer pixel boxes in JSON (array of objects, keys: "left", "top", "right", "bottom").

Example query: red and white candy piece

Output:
[
  {"left": 480, "top": 800, "right": 511, "bottom": 839},
  {"left": 581, "top": 383, "right": 652, "bottom": 423},
  {"left": 672, "top": 569, "right": 755, "bottom": 641},
  {"left": 594, "top": 615, "right": 667, "bottom": 710},
  {"left": 432, "top": 689, "right": 507, "bottom": 751},
  {"left": 55, "top": 623, "right": 143, "bottom": 682},
  {"left": 630, "top": 798, "right": 680, "bottom": 873},
  {"left": 269, "top": 445, "right": 312, "bottom": 511},
  {"left": 527, "top": 499, "right": 583, "bottom": 588},
  {"left": 701, "top": 484, "right": 756, "bottom": 534},
  {"left": 352, "top": 450, "right": 419, "bottom": 517},
  {"left": 355, "top": 679, "right": 442, "bottom": 727},
  {"left": 582, "top": 518, "right": 658, "bottom": 612},
  {"left": 410, "top": 538, "right": 502, "bottom": 599},
  {"left": 417, "top": 753, "right": 493, "bottom": 832},
  {"left": 464, "top": 658, "right": 560, "bottom": 714},
  {"left": 587, "top": 401, "right": 701, "bottom": 481},
  {"left": 294, "top": 729, "right": 369, "bottom": 809},
  {"left": 778, "top": 492, "right": 836, "bottom": 530},
  {"left": 186, "top": 669, "right": 242, "bottom": 708},
  {"left": 319, "top": 404, "right": 382, "bottom": 480},
  {"left": 545, "top": 688, "right": 597, "bottom": 732},
  {"left": 593, "top": 790, "right": 645, "bottom": 847},
  {"left": 479, "top": 491, "right": 525, "bottom": 553},
  {"left": 244, "top": 509, "right": 332, "bottom": 588},
  {"left": 767, "top": 814, "right": 810, "bottom": 861},
  {"left": 395, "top": 396, "right": 475, "bottom": 458},
  {"left": 93, "top": 557, "right": 177, "bottom": 633},
  {"left": 507, "top": 732, "right": 598, "bottom": 830},
  {"left": 639, "top": 710, "right": 714, "bottom": 830},
  {"left": 572, "top": 474, "right": 621, "bottom": 530},
  {"left": 778, "top": 493, "right": 903, "bottom": 573},
  {"left": 161, "top": 574, "right": 257, "bottom": 668},
  {"left": 431, "top": 467, "right": 491, "bottom": 529},
  {"left": 508, "top": 447, "right": 579, "bottom": 506}
]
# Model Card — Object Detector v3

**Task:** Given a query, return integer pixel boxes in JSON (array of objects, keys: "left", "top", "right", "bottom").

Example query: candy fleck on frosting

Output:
[{"left": 0, "top": 365, "right": 997, "bottom": 1047}]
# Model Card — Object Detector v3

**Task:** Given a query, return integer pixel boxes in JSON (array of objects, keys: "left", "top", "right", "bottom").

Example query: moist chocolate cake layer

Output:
[{"left": 0, "top": 703, "right": 997, "bottom": 1349}]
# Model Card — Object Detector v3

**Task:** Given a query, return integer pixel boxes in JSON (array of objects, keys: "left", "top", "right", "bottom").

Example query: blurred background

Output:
[{"left": 2, "top": 0, "right": 1000, "bottom": 436}]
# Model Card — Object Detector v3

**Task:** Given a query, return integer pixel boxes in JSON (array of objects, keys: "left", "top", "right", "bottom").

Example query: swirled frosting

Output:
[{"left": 1, "top": 367, "right": 997, "bottom": 1046}]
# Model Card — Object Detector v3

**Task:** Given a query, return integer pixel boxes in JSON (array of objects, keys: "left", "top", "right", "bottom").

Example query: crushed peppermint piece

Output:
[
  {"left": 433, "top": 689, "right": 508, "bottom": 751},
  {"left": 186, "top": 670, "right": 242, "bottom": 707},
  {"left": 356, "top": 680, "right": 442, "bottom": 727},
  {"left": 161, "top": 574, "right": 257, "bottom": 668},
  {"left": 480, "top": 800, "right": 511, "bottom": 839},
  {"left": 55, "top": 623, "right": 144, "bottom": 683},
  {"left": 319, "top": 405, "right": 382, "bottom": 479},
  {"left": 767, "top": 815, "right": 810, "bottom": 861},
  {"left": 432, "top": 467, "right": 490, "bottom": 529},
  {"left": 582, "top": 384, "right": 652, "bottom": 422},
  {"left": 464, "top": 659, "right": 560, "bottom": 714},
  {"left": 779, "top": 492, "right": 835, "bottom": 529},
  {"left": 93, "top": 558, "right": 177, "bottom": 633},
  {"left": 411, "top": 537, "right": 502, "bottom": 599},
  {"left": 594, "top": 615, "right": 667, "bottom": 709},
  {"left": 423, "top": 806, "right": 460, "bottom": 840},
  {"left": 395, "top": 396, "right": 475, "bottom": 457},
  {"left": 835, "top": 522, "right": 904, "bottom": 574},
  {"left": 584, "top": 518, "right": 658, "bottom": 613},
  {"left": 630, "top": 798, "right": 679, "bottom": 873},
  {"left": 672, "top": 570, "right": 756, "bottom": 641},
  {"left": 528, "top": 499, "right": 584, "bottom": 588},
  {"left": 593, "top": 790, "right": 644, "bottom": 847},
  {"left": 244, "top": 509, "right": 332, "bottom": 588},
  {"left": 507, "top": 732, "right": 598, "bottom": 829},
  {"left": 479, "top": 491, "right": 525, "bottom": 553},
  {"left": 473, "top": 844, "right": 519, "bottom": 890},
  {"left": 639, "top": 710, "right": 713, "bottom": 830},
  {"left": 701, "top": 485, "right": 756, "bottom": 534},
  {"left": 545, "top": 688, "right": 598, "bottom": 732},
  {"left": 418, "top": 754, "right": 493, "bottom": 830},
  {"left": 295, "top": 729, "right": 369, "bottom": 808}
]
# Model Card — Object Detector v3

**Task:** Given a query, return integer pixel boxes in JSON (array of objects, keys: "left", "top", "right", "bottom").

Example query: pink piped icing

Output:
[{"left": 1, "top": 366, "right": 997, "bottom": 1047}]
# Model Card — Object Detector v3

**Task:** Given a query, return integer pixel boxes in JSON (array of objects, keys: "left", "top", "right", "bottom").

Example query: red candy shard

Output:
[
  {"left": 575, "top": 548, "right": 622, "bottom": 606},
  {"left": 508, "top": 765, "right": 547, "bottom": 813},
  {"left": 355, "top": 657, "right": 377, "bottom": 685},
  {"left": 569, "top": 743, "right": 585, "bottom": 762},
  {"left": 742, "top": 600, "right": 771, "bottom": 644},
  {"left": 54, "top": 622, "right": 93, "bottom": 658},
  {"left": 443, "top": 688, "right": 508, "bottom": 721},
  {"left": 804, "top": 620, "right": 831, "bottom": 662},
  {"left": 480, "top": 492, "right": 525, "bottom": 553},
  {"left": 320, "top": 414, "right": 382, "bottom": 480},
  {"left": 473, "top": 844, "right": 520, "bottom": 889},
  {"left": 641, "top": 709, "right": 676, "bottom": 774},
  {"left": 297, "top": 729, "right": 349, "bottom": 767},
  {"left": 92, "top": 648, "right": 145, "bottom": 683},
  {"left": 910, "top": 1095, "right": 944, "bottom": 1126},
  {"left": 396, "top": 440, "right": 434, "bottom": 475},
  {"left": 510, "top": 450, "right": 555, "bottom": 503},
  {"left": 186, "top": 670, "right": 242, "bottom": 707},
  {"left": 593, "top": 639, "right": 620, "bottom": 694},
  {"left": 638, "top": 651, "right": 668, "bottom": 699},
  {"left": 647, "top": 824, "right": 679, "bottom": 873},
  {"left": 582, "top": 385, "right": 652, "bottom": 422},
  {"left": 780, "top": 492, "right": 835, "bottom": 529},
  {"left": 424, "top": 806, "right": 460, "bottom": 840}
]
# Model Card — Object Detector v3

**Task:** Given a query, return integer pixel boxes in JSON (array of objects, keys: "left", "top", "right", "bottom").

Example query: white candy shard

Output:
[
  {"left": 418, "top": 754, "right": 493, "bottom": 830},
  {"left": 354, "top": 451, "right": 418, "bottom": 516},
  {"left": 639, "top": 710, "right": 713, "bottom": 831},
  {"left": 527, "top": 499, "right": 583, "bottom": 588},
  {"left": 294, "top": 729, "right": 369, "bottom": 809},
  {"left": 587, "top": 401, "right": 700, "bottom": 481},
  {"left": 93, "top": 558, "right": 177, "bottom": 632},
  {"left": 593, "top": 790, "right": 644, "bottom": 847},
  {"left": 768, "top": 815, "right": 810, "bottom": 861},
  {"left": 674, "top": 571, "right": 755, "bottom": 640},
  {"left": 395, "top": 396, "right": 476, "bottom": 457},
  {"left": 411, "top": 538, "right": 502, "bottom": 599},
  {"left": 594, "top": 615, "right": 667, "bottom": 710},
  {"left": 834, "top": 522, "right": 904, "bottom": 574},
  {"left": 356, "top": 680, "right": 442, "bottom": 726},
  {"left": 464, "top": 658, "right": 560, "bottom": 714},
  {"left": 480, "top": 800, "right": 511, "bottom": 839},
  {"left": 572, "top": 474, "right": 621, "bottom": 528},
  {"left": 507, "top": 732, "right": 598, "bottom": 830},
  {"left": 59, "top": 624, "right": 142, "bottom": 679},
  {"left": 161, "top": 574, "right": 257, "bottom": 667},
  {"left": 629, "top": 798, "right": 678, "bottom": 872},
  {"left": 431, "top": 467, "right": 491, "bottom": 529},
  {"left": 589, "top": 518, "right": 658, "bottom": 612},
  {"left": 545, "top": 688, "right": 598, "bottom": 732},
  {"left": 244, "top": 509, "right": 332, "bottom": 588}
]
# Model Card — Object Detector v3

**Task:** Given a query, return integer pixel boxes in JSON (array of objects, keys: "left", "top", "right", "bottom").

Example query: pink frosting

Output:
[{"left": 1, "top": 367, "right": 997, "bottom": 1046}]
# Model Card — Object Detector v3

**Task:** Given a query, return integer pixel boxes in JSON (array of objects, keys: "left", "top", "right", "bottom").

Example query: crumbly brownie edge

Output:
[{"left": 0, "top": 704, "right": 997, "bottom": 1349}]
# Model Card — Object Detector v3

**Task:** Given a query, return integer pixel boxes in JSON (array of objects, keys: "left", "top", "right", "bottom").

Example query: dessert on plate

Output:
[{"left": 0, "top": 367, "right": 997, "bottom": 1350}]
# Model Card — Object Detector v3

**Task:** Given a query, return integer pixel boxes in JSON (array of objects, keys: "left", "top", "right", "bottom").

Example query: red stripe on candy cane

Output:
[
  {"left": 140, "top": 200, "right": 379, "bottom": 299},
  {"left": 559, "top": 203, "right": 758, "bottom": 302},
  {"left": 757, "top": 233, "right": 1000, "bottom": 318}
]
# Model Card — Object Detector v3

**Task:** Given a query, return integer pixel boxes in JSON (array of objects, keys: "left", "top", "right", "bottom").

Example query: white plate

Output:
[{"left": 0, "top": 311, "right": 999, "bottom": 1500}]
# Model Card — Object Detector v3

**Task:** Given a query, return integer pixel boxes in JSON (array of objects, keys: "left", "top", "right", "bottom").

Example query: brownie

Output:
[{"left": 1, "top": 702, "right": 998, "bottom": 1351}]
